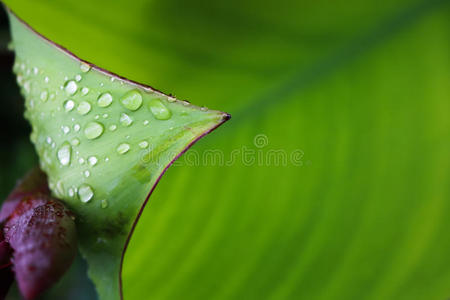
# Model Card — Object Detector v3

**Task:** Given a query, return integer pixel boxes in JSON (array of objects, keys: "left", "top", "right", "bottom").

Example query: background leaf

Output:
[{"left": 1, "top": 0, "right": 449, "bottom": 299}]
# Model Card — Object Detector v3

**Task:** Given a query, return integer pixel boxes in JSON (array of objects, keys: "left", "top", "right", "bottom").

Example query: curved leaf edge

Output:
[{"left": 4, "top": 4, "right": 231, "bottom": 299}]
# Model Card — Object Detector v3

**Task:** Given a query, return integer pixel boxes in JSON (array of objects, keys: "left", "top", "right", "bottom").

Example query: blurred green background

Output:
[{"left": 1, "top": 0, "right": 449, "bottom": 299}]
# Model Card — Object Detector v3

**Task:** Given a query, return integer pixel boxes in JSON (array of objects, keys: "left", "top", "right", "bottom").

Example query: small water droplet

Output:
[
  {"left": 64, "top": 80, "right": 78, "bottom": 95},
  {"left": 149, "top": 99, "right": 172, "bottom": 120},
  {"left": 74, "top": 124, "right": 81, "bottom": 132},
  {"left": 84, "top": 122, "right": 104, "bottom": 139},
  {"left": 23, "top": 81, "right": 31, "bottom": 93},
  {"left": 117, "top": 143, "right": 130, "bottom": 154},
  {"left": 40, "top": 90, "right": 48, "bottom": 102},
  {"left": 44, "top": 76, "right": 49, "bottom": 83},
  {"left": 101, "top": 199, "right": 108, "bottom": 208},
  {"left": 109, "top": 124, "right": 117, "bottom": 131},
  {"left": 77, "top": 101, "right": 91, "bottom": 115},
  {"left": 143, "top": 120, "right": 149, "bottom": 126},
  {"left": 95, "top": 115, "right": 100, "bottom": 120},
  {"left": 79, "top": 157, "right": 85, "bottom": 164},
  {"left": 80, "top": 62, "right": 91, "bottom": 73},
  {"left": 120, "top": 113, "right": 133, "bottom": 127},
  {"left": 138, "top": 141, "right": 149, "bottom": 148},
  {"left": 46, "top": 136, "right": 53, "bottom": 144},
  {"left": 57, "top": 142, "right": 72, "bottom": 166},
  {"left": 97, "top": 92, "right": 113, "bottom": 107},
  {"left": 102, "top": 114, "right": 109, "bottom": 119},
  {"left": 167, "top": 97, "right": 176, "bottom": 103},
  {"left": 110, "top": 77, "right": 115, "bottom": 82},
  {"left": 62, "top": 126, "right": 70, "bottom": 135},
  {"left": 68, "top": 187, "right": 76, "bottom": 198},
  {"left": 78, "top": 184, "right": 94, "bottom": 203},
  {"left": 71, "top": 138, "right": 80, "bottom": 146},
  {"left": 81, "top": 87, "right": 89, "bottom": 95},
  {"left": 75, "top": 74, "right": 82, "bottom": 82},
  {"left": 32, "top": 67, "right": 38, "bottom": 75},
  {"left": 120, "top": 89, "right": 142, "bottom": 111},
  {"left": 84, "top": 170, "right": 91, "bottom": 178},
  {"left": 88, "top": 156, "right": 98, "bottom": 166}
]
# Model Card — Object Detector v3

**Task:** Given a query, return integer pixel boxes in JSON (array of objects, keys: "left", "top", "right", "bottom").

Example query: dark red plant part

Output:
[
  {"left": 0, "top": 230, "right": 14, "bottom": 300},
  {"left": 0, "top": 168, "right": 77, "bottom": 300}
]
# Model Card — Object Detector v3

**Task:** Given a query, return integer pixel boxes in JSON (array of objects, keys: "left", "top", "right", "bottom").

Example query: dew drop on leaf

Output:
[
  {"left": 138, "top": 141, "right": 149, "bottom": 149},
  {"left": 64, "top": 80, "right": 78, "bottom": 95},
  {"left": 40, "top": 90, "right": 48, "bottom": 102},
  {"left": 120, "top": 113, "right": 133, "bottom": 127},
  {"left": 101, "top": 199, "right": 108, "bottom": 209},
  {"left": 116, "top": 143, "right": 130, "bottom": 154},
  {"left": 80, "top": 62, "right": 91, "bottom": 73},
  {"left": 78, "top": 184, "right": 94, "bottom": 203},
  {"left": 84, "top": 122, "right": 104, "bottom": 140},
  {"left": 71, "top": 138, "right": 80, "bottom": 146},
  {"left": 120, "top": 89, "right": 142, "bottom": 111},
  {"left": 77, "top": 101, "right": 91, "bottom": 115},
  {"left": 57, "top": 142, "right": 72, "bottom": 166},
  {"left": 64, "top": 100, "right": 75, "bottom": 112},
  {"left": 97, "top": 92, "right": 113, "bottom": 107},
  {"left": 88, "top": 156, "right": 98, "bottom": 166},
  {"left": 148, "top": 99, "right": 172, "bottom": 120}
]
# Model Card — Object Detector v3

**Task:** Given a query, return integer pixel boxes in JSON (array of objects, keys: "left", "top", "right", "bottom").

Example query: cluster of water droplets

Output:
[{"left": 13, "top": 58, "right": 182, "bottom": 208}]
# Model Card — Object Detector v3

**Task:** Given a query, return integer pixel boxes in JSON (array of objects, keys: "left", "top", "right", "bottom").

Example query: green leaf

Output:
[
  {"left": 5, "top": 6, "right": 229, "bottom": 300},
  {"left": 2, "top": 0, "right": 449, "bottom": 300}
]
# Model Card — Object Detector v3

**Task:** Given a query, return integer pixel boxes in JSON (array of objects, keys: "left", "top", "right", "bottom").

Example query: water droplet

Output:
[
  {"left": 81, "top": 87, "right": 89, "bottom": 95},
  {"left": 74, "top": 124, "right": 81, "bottom": 132},
  {"left": 117, "top": 143, "right": 130, "bottom": 154},
  {"left": 23, "top": 81, "right": 31, "bottom": 93},
  {"left": 84, "top": 170, "right": 91, "bottom": 178},
  {"left": 102, "top": 114, "right": 109, "bottom": 119},
  {"left": 167, "top": 97, "right": 176, "bottom": 103},
  {"left": 44, "top": 76, "right": 49, "bottom": 83},
  {"left": 101, "top": 199, "right": 108, "bottom": 208},
  {"left": 97, "top": 92, "right": 113, "bottom": 107},
  {"left": 55, "top": 181, "right": 65, "bottom": 198},
  {"left": 105, "top": 157, "right": 110, "bottom": 162},
  {"left": 57, "top": 142, "right": 72, "bottom": 166},
  {"left": 68, "top": 187, "right": 76, "bottom": 198},
  {"left": 138, "top": 141, "right": 149, "bottom": 148},
  {"left": 80, "top": 62, "right": 91, "bottom": 73},
  {"left": 200, "top": 106, "right": 209, "bottom": 111},
  {"left": 64, "top": 80, "right": 78, "bottom": 95},
  {"left": 46, "top": 137, "right": 53, "bottom": 144},
  {"left": 149, "top": 99, "right": 172, "bottom": 120},
  {"left": 78, "top": 158, "right": 85, "bottom": 164},
  {"left": 109, "top": 124, "right": 117, "bottom": 131},
  {"left": 78, "top": 184, "right": 94, "bottom": 203},
  {"left": 62, "top": 126, "right": 70, "bottom": 135},
  {"left": 120, "top": 89, "right": 142, "bottom": 111},
  {"left": 71, "top": 138, "right": 80, "bottom": 146},
  {"left": 77, "top": 101, "right": 91, "bottom": 115},
  {"left": 95, "top": 115, "right": 100, "bottom": 120},
  {"left": 84, "top": 122, "right": 104, "bottom": 139},
  {"left": 75, "top": 74, "right": 82, "bottom": 82},
  {"left": 120, "top": 113, "right": 133, "bottom": 127},
  {"left": 40, "top": 90, "right": 48, "bottom": 102},
  {"left": 143, "top": 120, "right": 149, "bottom": 126},
  {"left": 88, "top": 156, "right": 98, "bottom": 166},
  {"left": 32, "top": 67, "right": 38, "bottom": 75}
]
